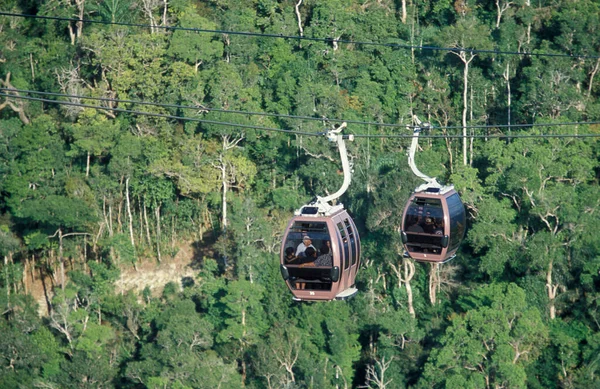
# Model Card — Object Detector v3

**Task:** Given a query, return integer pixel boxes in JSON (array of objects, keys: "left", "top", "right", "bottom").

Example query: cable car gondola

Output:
[
  {"left": 400, "top": 118, "right": 466, "bottom": 263},
  {"left": 280, "top": 123, "right": 360, "bottom": 301}
]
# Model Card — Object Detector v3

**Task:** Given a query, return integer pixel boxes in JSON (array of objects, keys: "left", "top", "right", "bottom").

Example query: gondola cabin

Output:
[
  {"left": 400, "top": 188, "right": 466, "bottom": 263},
  {"left": 280, "top": 206, "right": 360, "bottom": 301}
]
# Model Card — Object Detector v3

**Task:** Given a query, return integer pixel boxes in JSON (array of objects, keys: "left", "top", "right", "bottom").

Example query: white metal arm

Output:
[
  {"left": 296, "top": 122, "right": 354, "bottom": 216},
  {"left": 320, "top": 122, "right": 353, "bottom": 203},
  {"left": 408, "top": 116, "right": 439, "bottom": 187},
  {"left": 409, "top": 115, "right": 454, "bottom": 193}
]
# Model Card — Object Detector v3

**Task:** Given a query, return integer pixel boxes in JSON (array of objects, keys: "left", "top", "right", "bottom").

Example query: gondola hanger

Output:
[
  {"left": 400, "top": 116, "right": 467, "bottom": 264},
  {"left": 280, "top": 122, "right": 361, "bottom": 301},
  {"left": 295, "top": 122, "right": 354, "bottom": 217},
  {"left": 408, "top": 116, "right": 454, "bottom": 195}
]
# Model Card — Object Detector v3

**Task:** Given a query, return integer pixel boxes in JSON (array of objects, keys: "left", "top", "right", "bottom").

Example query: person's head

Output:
[
  {"left": 320, "top": 243, "right": 330, "bottom": 255},
  {"left": 305, "top": 247, "right": 317, "bottom": 258},
  {"left": 303, "top": 235, "right": 312, "bottom": 246},
  {"left": 285, "top": 247, "right": 295, "bottom": 257}
]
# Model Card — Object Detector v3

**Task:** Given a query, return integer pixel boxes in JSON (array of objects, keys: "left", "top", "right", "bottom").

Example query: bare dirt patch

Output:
[
  {"left": 116, "top": 242, "right": 198, "bottom": 295},
  {"left": 28, "top": 239, "right": 212, "bottom": 317}
]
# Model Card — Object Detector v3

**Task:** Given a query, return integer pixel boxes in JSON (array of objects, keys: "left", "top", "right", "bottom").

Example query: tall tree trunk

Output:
[
  {"left": 59, "top": 229, "right": 65, "bottom": 291},
  {"left": 547, "top": 261, "right": 558, "bottom": 320},
  {"left": 86, "top": 152, "right": 90, "bottom": 177},
  {"left": 295, "top": 0, "right": 304, "bottom": 37},
  {"left": 144, "top": 199, "right": 152, "bottom": 247},
  {"left": 155, "top": 205, "right": 162, "bottom": 263},
  {"left": 589, "top": 58, "right": 600, "bottom": 97},
  {"left": 4, "top": 255, "right": 10, "bottom": 303},
  {"left": 162, "top": 0, "right": 168, "bottom": 27},
  {"left": 404, "top": 258, "right": 416, "bottom": 317},
  {"left": 390, "top": 256, "right": 416, "bottom": 317},
  {"left": 125, "top": 177, "right": 136, "bottom": 249},
  {"left": 462, "top": 60, "right": 469, "bottom": 166},
  {"left": 138, "top": 197, "right": 144, "bottom": 246},
  {"left": 30, "top": 255, "right": 36, "bottom": 284},
  {"left": 23, "top": 255, "right": 28, "bottom": 295},
  {"left": 221, "top": 158, "right": 228, "bottom": 231},
  {"left": 469, "top": 84, "right": 474, "bottom": 166},
  {"left": 429, "top": 263, "right": 440, "bottom": 305}
]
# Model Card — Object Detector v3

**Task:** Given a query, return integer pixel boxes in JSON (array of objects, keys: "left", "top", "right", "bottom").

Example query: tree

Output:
[
  {"left": 419, "top": 283, "right": 549, "bottom": 388},
  {"left": 65, "top": 108, "right": 120, "bottom": 177},
  {"left": 436, "top": 18, "right": 493, "bottom": 165},
  {"left": 168, "top": 9, "right": 224, "bottom": 72},
  {"left": 216, "top": 279, "right": 267, "bottom": 384},
  {"left": 18, "top": 196, "right": 96, "bottom": 290}
]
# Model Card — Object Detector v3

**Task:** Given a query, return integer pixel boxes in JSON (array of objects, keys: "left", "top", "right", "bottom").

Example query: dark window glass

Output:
[
  {"left": 284, "top": 221, "right": 330, "bottom": 263},
  {"left": 404, "top": 197, "right": 444, "bottom": 235},
  {"left": 337, "top": 222, "right": 350, "bottom": 270},
  {"left": 446, "top": 193, "right": 466, "bottom": 249},
  {"left": 344, "top": 218, "right": 357, "bottom": 266}
]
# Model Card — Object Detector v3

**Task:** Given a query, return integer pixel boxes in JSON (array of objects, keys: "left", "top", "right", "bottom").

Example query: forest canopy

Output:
[{"left": 1, "top": 0, "right": 599, "bottom": 388}]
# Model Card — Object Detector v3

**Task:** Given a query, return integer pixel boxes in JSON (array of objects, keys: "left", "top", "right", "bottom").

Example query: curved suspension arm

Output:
[
  {"left": 408, "top": 116, "right": 440, "bottom": 188},
  {"left": 295, "top": 122, "right": 354, "bottom": 216},
  {"left": 320, "top": 122, "right": 353, "bottom": 204}
]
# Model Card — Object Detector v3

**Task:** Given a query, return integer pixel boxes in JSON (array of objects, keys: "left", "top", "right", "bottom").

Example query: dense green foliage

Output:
[{"left": 1, "top": 0, "right": 599, "bottom": 387}]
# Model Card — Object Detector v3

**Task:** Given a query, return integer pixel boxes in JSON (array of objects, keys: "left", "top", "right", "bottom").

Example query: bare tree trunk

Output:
[
  {"left": 155, "top": 205, "right": 162, "bottom": 263},
  {"left": 144, "top": 199, "right": 152, "bottom": 247},
  {"left": 547, "top": 261, "right": 558, "bottom": 320},
  {"left": 221, "top": 156, "right": 228, "bottom": 231},
  {"left": 75, "top": 0, "right": 85, "bottom": 39},
  {"left": 0, "top": 72, "right": 31, "bottom": 124},
  {"left": 295, "top": 0, "right": 304, "bottom": 37},
  {"left": 429, "top": 263, "right": 440, "bottom": 305},
  {"left": 504, "top": 62, "right": 512, "bottom": 128},
  {"left": 4, "top": 255, "right": 10, "bottom": 303},
  {"left": 404, "top": 258, "right": 416, "bottom": 317},
  {"left": 469, "top": 84, "right": 474, "bottom": 166},
  {"left": 138, "top": 197, "right": 144, "bottom": 246},
  {"left": 104, "top": 197, "right": 113, "bottom": 237},
  {"left": 30, "top": 255, "right": 36, "bottom": 284},
  {"left": 401, "top": 0, "right": 407, "bottom": 24},
  {"left": 29, "top": 53, "right": 35, "bottom": 81},
  {"left": 462, "top": 61, "right": 469, "bottom": 166},
  {"left": 162, "top": 0, "right": 168, "bottom": 27},
  {"left": 589, "top": 58, "right": 600, "bottom": 97},
  {"left": 23, "top": 255, "right": 29, "bottom": 295},
  {"left": 59, "top": 229, "right": 65, "bottom": 291},
  {"left": 125, "top": 177, "right": 136, "bottom": 249},
  {"left": 142, "top": 0, "right": 159, "bottom": 33},
  {"left": 495, "top": 0, "right": 513, "bottom": 28},
  {"left": 86, "top": 152, "right": 90, "bottom": 177}
]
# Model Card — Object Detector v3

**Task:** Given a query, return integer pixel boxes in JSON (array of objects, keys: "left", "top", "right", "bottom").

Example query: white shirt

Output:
[{"left": 296, "top": 242, "right": 315, "bottom": 256}]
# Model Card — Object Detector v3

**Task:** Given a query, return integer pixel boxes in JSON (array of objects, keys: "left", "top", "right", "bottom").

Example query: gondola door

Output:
[
  {"left": 344, "top": 217, "right": 360, "bottom": 287},
  {"left": 334, "top": 216, "right": 352, "bottom": 293}
]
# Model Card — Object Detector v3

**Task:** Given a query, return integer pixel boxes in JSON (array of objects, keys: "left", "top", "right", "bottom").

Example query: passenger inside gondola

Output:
[
  {"left": 284, "top": 221, "right": 333, "bottom": 291},
  {"left": 284, "top": 247, "right": 297, "bottom": 264},
  {"left": 296, "top": 235, "right": 315, "bottom": 257},
  {"left": 403, "top": 199, "right": 446, "bottom": 254},
  {"left": 301, "top": 241, "right": 333, "bottom": 267},
  {"left": 406, "top": 216, "right": 424, "bottom": 232}
]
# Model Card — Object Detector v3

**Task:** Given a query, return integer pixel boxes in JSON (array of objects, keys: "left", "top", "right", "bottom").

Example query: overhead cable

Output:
[
  {"left": 3, "top": 87, "right": 600, "bottom": 132},
  {"left": 2, "top": 92, "right": 599, "bottom": 140},
  {"left": 1, "top": 11, "right": 599, "bottom": 60}
]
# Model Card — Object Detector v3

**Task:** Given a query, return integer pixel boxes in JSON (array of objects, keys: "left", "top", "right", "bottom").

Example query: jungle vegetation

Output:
[{"left": 1, "top": 0, "right": 600, "bottom": 388}]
